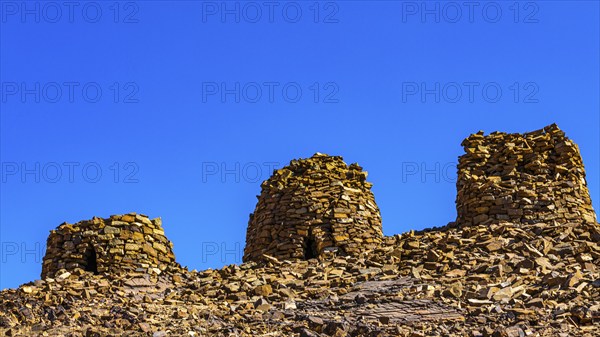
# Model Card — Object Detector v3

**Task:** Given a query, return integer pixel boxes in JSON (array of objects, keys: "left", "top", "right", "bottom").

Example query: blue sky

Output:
[{"left": 1, "top": 1, "right": 598, "bottom": 289}]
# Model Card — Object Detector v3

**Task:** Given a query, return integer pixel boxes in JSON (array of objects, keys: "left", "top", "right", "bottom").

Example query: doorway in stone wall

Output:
[
  {"left": 303, "top": 230, "right": 318, "bottom": 260},
  {"left": 83, "top": 246, "right": 98, "bottom": 274}
]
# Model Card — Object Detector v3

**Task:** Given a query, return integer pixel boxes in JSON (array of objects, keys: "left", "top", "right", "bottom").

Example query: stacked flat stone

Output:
[
  {"left": 456, "top": 123, "right": 597, "bottom": 227},
  {"left": 244, "top": 153, "right": 383, "bottom": 262},
  {"left": 41, "top": 213, "right": 176, "bottom": 279}
]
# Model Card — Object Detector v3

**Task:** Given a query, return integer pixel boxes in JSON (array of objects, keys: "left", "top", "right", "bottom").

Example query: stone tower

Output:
[
  {"left": 42, "top": 213, "right": 176, "bottom": 279},
  {"left": 456, "top": 124, "right": 597, "bottom": 226},
  {"left": 243, "top": 153, "right": 383, "bottom": 262}
]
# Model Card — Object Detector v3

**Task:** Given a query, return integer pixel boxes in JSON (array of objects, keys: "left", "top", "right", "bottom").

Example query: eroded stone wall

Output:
[
  {"left": 243, "top": 153, "right": 383, "bottom": 262},
  {"left": 456, "top": 124, "right": 597, "bottom": 226},
  {"left": 42, "top": 213, "right": 176, "bottom": 278}
]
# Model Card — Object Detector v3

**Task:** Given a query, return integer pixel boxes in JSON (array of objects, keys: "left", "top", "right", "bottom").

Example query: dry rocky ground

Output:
[{"left": 1, "top": 219, "right": 598, "bottom": 336}]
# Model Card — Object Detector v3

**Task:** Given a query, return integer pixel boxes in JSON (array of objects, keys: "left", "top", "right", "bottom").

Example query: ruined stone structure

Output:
[
  {"left": 41, "top": 213, "right": 176, "bottom": 279},
  {"left": 243, "top": 153, "right": 383, "bottom": 262},
  {"left": 3, "top": 125, "right": 600, "bottom": 336},
  {"left": 456, "top": 124, "right": 597, "bottom": 226}
]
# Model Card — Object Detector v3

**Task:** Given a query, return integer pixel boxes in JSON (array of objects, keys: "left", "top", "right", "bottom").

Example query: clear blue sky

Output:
[{"left": 1, "top": 1, "right": 598, "bottom": 289}]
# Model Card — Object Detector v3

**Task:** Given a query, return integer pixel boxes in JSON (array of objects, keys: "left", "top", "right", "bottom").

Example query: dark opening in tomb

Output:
[
  {"left": 303, "top": 233, "right": 318, "bottom": 260},
  {"left": 84, "top": 246, "right": 98, "bottom": 274}
]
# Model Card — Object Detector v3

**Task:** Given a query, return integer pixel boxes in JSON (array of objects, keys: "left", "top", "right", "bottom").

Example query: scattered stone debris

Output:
[{"left": 0, "top": 124, "right": 598, "bottom": 336}]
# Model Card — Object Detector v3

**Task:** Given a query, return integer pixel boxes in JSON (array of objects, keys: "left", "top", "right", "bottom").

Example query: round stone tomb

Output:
[
  {"left": 41, "top": 213, "right": 176, "bottom": 278},
  {"left": 244, "top": 153, "right": 383, "bottom": 262}
]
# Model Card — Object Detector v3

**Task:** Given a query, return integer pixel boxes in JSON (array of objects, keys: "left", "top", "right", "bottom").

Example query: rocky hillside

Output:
[{"left": 0, "top": 218, "right": 598, "bottom": 336}]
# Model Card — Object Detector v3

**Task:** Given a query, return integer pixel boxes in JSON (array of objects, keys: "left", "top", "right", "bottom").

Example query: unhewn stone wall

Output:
[
  {"left": 244, "top": 153, "right": 383, "bottom": 262},
  {"left": 42, "top": 213, "right": 176, "bottom": 278},
  {"left": 456, "top": 124, "right": 597, "bottom": 226}
]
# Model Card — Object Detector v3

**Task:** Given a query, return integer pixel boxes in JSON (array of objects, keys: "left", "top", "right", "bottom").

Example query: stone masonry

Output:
[
  {"left": 41, "top": 213, "right": 176, "bottom": 279},
  {"left": 2, "top": 125, "right": 599, "bottom": 336},
  {"left": 243, "top": 153, "right": 383, "bottom": 262},
  {"left": 456, "top": 123, "right": 597, "bottom": 226}
]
